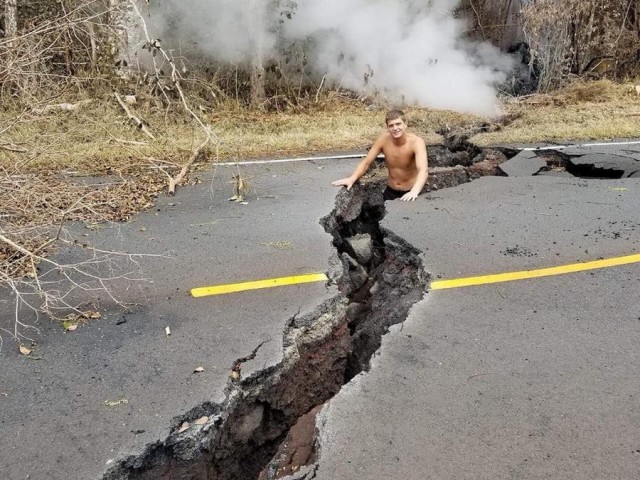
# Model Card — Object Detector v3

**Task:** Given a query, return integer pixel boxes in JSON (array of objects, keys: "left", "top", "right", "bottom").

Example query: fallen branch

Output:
[
  {"left": 168, "top": 136, "right": 210, "bottom": 195},
  {"left": 0, "top": 232, "right": 39, "bottom": 261},
  {"left": 110, "top": 138, "right": 149, "bottom": 146},
  {"left": 114, "top": 92, "right": 155, "bottom": 139},
  {"left": 32, "top": 99, "right": 92, "bottom": 115},
  {"left": 128, "top": 0, "right": 219, "bottom": 195},
  {"left": 0, "top": 166, "right": 170, "bottom": 350},
  {"left": 0, "top": 143, "right": 28, "bottom": 153},
  {"left": 315, "top": 75, "right": 326, "bottom": 103}
]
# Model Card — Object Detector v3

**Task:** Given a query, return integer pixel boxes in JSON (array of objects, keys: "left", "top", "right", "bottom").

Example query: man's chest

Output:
[{"left": 383, "top": 143, "right": 415, "bottom": 167}]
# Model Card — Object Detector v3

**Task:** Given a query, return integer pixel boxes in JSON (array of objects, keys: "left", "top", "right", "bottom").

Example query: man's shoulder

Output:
[
  {"left": 406, "top": 132, "right": 426, "bottom": 148},
  {"left": 377, "top": 131, "right": 392, "bottom": 142},
  {"left": 374, "top": 131, "right": 393, "bottom": 148}
]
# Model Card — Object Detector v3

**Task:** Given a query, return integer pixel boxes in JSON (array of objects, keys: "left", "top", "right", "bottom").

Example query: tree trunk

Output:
[
  {"left": 249, "top": 0, "right": 266, "bottom": 107},
  {"left": 5, "top": 0, "right": 18, "bottom": 42},
  {"left": 250, "top": 51, "right": 266, "bottom": 107},
  {"left": 108, "top": 0, "right": 141, "bottom": 75}
]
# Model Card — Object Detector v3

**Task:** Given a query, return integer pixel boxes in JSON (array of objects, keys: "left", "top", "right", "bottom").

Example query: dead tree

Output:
[
  {"left": 0, "top": 169, "right": 163, "bottom": 354},
  {"left": 522, "top": 0, "right": 640, "bottom": 89},
  {"left": 108, "top": 0, "right": 142, "bottom": 74},
  {"left": 249, "top": 0, "right": 266, "bottom": 107},
  {"left": 4, "top": 0, "right": 17, "bottom": 40}
]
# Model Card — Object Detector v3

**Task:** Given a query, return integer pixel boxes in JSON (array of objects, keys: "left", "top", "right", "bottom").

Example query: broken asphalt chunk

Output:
[{"left": 498, "top": 151, "right": 547, "bottom": 177}]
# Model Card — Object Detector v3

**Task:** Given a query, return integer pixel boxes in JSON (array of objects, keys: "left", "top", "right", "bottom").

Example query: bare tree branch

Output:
[
  {"left": 126, "top": 0, "right": 220, "bottom": 194},
  {"left": 114, "top": 92, "right": 155, "bottom": 139}
]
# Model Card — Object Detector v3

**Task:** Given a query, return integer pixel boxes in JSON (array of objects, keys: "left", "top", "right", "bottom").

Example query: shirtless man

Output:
[{"left": 332, "top": 109, "right": 428, "bottom": 201}]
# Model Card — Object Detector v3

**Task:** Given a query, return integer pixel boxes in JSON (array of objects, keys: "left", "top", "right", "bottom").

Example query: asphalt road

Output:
[
  {"left": 1, "top": 142, "right": 639, "bottom": 480},
  {"left": 315, "top": 174, "right": 640, "bottom": 480},
  {"left": 0, "top": 158, "right": 350, "bottom": 480}
]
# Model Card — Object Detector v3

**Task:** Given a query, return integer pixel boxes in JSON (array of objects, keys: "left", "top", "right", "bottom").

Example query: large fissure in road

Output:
[{"left": 102, "top": 153, "right": 505, "bottom": 480}]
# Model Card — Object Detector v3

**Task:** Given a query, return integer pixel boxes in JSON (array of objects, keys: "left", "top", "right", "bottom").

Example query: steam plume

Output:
[{"left": 146, "top": 0, "right": 512, "bottom": 116}]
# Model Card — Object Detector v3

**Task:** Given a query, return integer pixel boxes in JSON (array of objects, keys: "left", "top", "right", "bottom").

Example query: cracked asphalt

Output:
[
  {"left": 0, "top": 159, "right": 344, "bottom": 480},
  {"left": 314, "top": 147, "right": 640, "bottom": 480},
  {"left": 1, "top": 142, "right": 640, "bottom": 480}
]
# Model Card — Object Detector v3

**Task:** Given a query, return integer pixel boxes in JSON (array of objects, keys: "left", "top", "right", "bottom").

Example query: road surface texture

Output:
[
  {"left": 0, "top": 141, "right": 639, "bottom": 480},
  {"left": 0, "top": 159, "right": 346, "bottom": 480},
  {"left": 313, "top": 174, "right": 640, "bottom": 480}
]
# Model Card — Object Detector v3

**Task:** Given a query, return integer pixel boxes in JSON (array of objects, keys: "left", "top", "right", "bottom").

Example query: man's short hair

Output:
[{"left": 385, "top": 109, "right": 406, "bottom": 126}]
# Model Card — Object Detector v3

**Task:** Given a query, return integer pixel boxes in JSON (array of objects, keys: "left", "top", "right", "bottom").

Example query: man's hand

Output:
[
  {"left": 332, "top": 177, "right": 357, "bottom": 190},
  {"left": 400, "top": 191, "right": 419, "bottom": 201}
]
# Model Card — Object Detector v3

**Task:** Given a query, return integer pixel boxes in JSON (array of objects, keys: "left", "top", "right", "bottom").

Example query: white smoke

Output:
[
  {"left": 145, "top": 0, "right": 513, "bottom": 116},
  {"left": 145, "top": 0, "right": 277, "bottom": 63}
]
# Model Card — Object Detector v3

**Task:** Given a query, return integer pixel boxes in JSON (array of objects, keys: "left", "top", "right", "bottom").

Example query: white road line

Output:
[
  {"left": 213, "top": 140, "right": 640, "bottom": 166},
  {"left": 216, "top": 154, "right": 376, "bottom": 166},
  {"left": 521, "top": 140, "right": 640, "bottom": 151}
]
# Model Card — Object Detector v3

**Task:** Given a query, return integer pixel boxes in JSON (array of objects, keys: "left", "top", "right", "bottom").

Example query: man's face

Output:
[{"left": 387, "top": 117, "right": 407, "bottom": 139}]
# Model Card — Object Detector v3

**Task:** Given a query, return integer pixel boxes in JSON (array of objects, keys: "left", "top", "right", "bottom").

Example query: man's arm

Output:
[
  {"left": 401, "top": 137, "right": 428, "bottom": 202},
  {"left": 332, "top": 135, "right": 385, "bottom": 190}
]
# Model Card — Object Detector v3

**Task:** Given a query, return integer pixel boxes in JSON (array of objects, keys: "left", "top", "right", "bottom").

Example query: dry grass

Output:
[
  {"left": 0, "top": 95, "right": 465, "bottom": 176},
  {"left": 473, "top": 80, "right": 640, "bottom": 146},
  {"left": 2, "top": 79, "right": 639, "bottom": 177}
]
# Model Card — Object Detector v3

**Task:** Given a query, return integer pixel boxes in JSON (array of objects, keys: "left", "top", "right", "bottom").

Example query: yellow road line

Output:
[
  {"left": 430, "top": 253, "right": 640, "bottom": 290},
  {"left": 191, "top": 273, "right": 328, "bottom": 298},
  {"left": 192, "top": 253, "right": 640, "bottom": 297}
]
